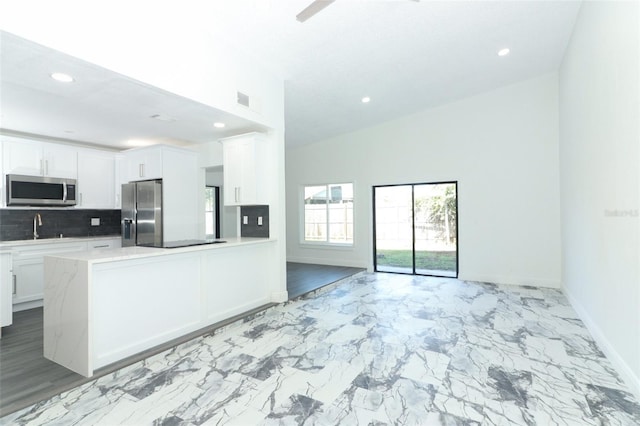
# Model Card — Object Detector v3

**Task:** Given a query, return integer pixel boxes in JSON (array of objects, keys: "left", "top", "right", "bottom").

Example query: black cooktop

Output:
[{"left": 161, "top": 239, "right": 227, "bottom": 249}]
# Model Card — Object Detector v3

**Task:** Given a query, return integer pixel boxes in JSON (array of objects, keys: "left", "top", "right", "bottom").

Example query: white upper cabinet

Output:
[
  {"left": 121, "top": 145, "right": 199, "bottom": 241},
  {"left": 2, "top": 137, "right": 77, "bottom": 179},
  {"left": 122, "top": 146, "right": 163, "bottom": 182},
  {"left": 77, "top": 149, "right": 116, "bottom": 209},
  {"left": 114, "top": 154, "right": 124, "bottom": 209},
  {"left": 222, "top": 141, "right": 245, "bottom": 206},
  {"left": 2, "top": 139, "right": 42, "bottom": 176},
  {"left": 44, "top": 144, "right": 78, "bottom": 179},
  {"left": 161, "top": 147, "right": 199, "bottom": 242},
  {"left": 221, "top": 132, "right": 269, "bottom": 206}
]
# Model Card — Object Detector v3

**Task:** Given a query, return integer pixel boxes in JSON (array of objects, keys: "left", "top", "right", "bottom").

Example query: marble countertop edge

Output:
[
  {"left": 0, "top": 235, "right": 121, "bottom": 248},
  {"left": 44, "top": 237, "right": 275, "bottom": 264}
]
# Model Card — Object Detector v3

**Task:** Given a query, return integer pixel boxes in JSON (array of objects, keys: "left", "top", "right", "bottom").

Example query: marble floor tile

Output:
[{"left": 2, "top": 272, "right": 639, "bottom": 425}]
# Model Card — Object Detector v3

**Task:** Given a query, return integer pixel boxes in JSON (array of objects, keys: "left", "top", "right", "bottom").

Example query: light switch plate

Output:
[
  {"left": 258, "top": 216, "right": 263, "bottom": 226},
  {"left": 243, "top": 216, "right": 249, "bottom": 225},
  {"left": 91, "top": 218, "right": 100, "bottom": 226}
]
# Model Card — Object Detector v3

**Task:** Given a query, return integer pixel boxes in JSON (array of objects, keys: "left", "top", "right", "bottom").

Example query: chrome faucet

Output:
[{"left": 33, "top": 213, "right": 42, "bottom": 240}]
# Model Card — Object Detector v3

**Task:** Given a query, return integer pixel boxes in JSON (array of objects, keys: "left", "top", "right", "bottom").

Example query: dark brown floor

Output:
[
  {"left": 0, "top": 307, "right": 79, "bottom": 416},
  {"left": 0, "top": 262, "right": 364, "bottom": 416},
  {"left": 286, "top": 262, "right": 365, "bottom": 299}
]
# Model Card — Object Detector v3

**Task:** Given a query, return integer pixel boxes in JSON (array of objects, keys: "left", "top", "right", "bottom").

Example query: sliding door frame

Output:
[{"left": 372, "top": 181, "right": 459, "bottom": 278}]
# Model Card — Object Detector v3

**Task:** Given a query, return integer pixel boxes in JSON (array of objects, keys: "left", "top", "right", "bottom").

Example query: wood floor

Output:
[
  {"left": 0, "top": 304, "right": 277, "bottom": 416},
  {"left": 286, "top": 262, "right": 366, "bottom": 299},
  {"left": 0, "top": 308, "right": 85, "bottom": 416},
  {"left": 0, "top": 262, "right": 364, "bottom": 416}
]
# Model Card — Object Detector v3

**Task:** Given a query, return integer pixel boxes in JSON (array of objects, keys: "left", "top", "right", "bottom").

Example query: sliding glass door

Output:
[
  {"left": 373, "top": 182, "right": 458, "bottom": 278},
  {"left": 373, "top": 185, "right": 414, "bottom": 274}
]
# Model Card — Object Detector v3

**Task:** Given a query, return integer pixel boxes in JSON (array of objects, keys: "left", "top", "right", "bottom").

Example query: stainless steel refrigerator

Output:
[{"left": 121, "top": 180, "right": 163, "bottom": 247}]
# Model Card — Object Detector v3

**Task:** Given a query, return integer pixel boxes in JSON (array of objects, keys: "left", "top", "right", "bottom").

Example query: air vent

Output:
[{"left": 237, "top": 91, "right": 250, "bottom": 107}]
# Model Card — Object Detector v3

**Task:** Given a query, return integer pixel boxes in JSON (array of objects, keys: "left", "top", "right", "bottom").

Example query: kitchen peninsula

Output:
[{"left": 43, "top": 237, "right": 282, "bottom": 377}]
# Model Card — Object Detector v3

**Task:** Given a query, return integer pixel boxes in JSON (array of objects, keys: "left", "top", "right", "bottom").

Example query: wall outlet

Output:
[{"left": 91, "top": 218, "right": 100, "bottom": 226}]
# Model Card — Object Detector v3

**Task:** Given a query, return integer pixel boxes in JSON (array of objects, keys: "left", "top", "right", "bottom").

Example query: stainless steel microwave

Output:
[{"left": 6, "top": 174, "right": 77, "bottom": 206}]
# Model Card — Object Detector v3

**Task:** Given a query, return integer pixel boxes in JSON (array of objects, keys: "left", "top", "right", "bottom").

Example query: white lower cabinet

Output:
[
  {"left": 12, "top": 257, "right": 44, "bottom": 306},
  {"left": 1, "top": 251, "right": 13, "bottom": 335},
  {"left": 11, "top": 242, "right": 87, "bottom": 310},
  {"left": 203, "top": 243, "right": 271, "bottom": 322},
  {"left": 9, "top": 238, "right": 119, "bottom": 311},
  {"left": 43, "top": 239, "right": 276, "bottom": 376}
]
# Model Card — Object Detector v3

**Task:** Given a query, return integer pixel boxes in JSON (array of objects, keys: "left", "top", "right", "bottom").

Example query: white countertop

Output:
[
  {"left": 0, "top": 235, "right": 121, "bottom": 248},
  {"left": 45, "top": 237, "right": 274, "bottom": 264}
]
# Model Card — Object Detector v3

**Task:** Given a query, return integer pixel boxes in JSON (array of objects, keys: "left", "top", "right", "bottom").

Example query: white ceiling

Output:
[
  {"left": 0, "top": 0, "right": 582, "bottom": 150},
  {"left": 0, "top": 32, "right": 269, "bottom": 150}
]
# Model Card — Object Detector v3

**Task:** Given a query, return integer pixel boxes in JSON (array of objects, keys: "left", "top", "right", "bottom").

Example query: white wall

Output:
[
  {"left": 287, "top": 73, "right": 562, "bottom": 288},
  {"left": 559, "top": 2, "right": 639, "bottom": 397}
]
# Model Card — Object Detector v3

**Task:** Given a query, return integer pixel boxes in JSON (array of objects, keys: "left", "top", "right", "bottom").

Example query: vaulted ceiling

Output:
[{"left": 0, "top": 1, "right": 582, "bottom": 150}]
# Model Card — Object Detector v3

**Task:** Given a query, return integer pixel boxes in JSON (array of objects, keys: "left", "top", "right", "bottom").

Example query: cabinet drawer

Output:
[{"left": 12, "top": 242, "right": 89, "bottom": 259}]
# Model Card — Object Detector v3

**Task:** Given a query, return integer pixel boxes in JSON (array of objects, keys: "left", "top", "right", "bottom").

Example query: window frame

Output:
[
  {"left": 300, "top": 182, "right": 355, "bottom": 247},
  {"left": 205, "top": 185, "right": 220, "bottom": 239},
  {"left": 372, "top": 180, "right": 458, "bottom": 278}
]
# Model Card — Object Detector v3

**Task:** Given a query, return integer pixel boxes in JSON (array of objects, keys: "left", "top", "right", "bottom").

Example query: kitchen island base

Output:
[{"left": 44, "top": 238, "right": 280, "bottom": 377}]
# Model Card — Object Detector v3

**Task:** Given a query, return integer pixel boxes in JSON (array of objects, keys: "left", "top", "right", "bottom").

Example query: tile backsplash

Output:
[
  {"left": 0, "top": 209, "right": 121, "bottom": 241},
  {"left": 240, "top": 205, "right": 269, "bottom": 238}
]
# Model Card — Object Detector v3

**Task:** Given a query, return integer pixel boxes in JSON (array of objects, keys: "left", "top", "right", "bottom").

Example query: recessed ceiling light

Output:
[
  {"left": 498, "top": 48, "right": 510, "bottom": 57},
  {"left": 213, "top": 122, "right": 226, "bottom": 128},
  {"left": 50, "top": 72, "right": 74, "bottom": 83},
  {"left": 125, "top": 139, "right": 155, "bottom": 147},
  {"left": 361, "top": 96, "right": 371, "bottom": 103}
]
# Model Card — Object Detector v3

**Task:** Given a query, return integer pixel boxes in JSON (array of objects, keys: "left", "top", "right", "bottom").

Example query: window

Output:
[{"left": 303, "top": 183, "right": 353, "bottom": 245}]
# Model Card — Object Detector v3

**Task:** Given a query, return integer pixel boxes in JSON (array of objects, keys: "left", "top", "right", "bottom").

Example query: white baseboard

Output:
[
  {"left": 564, "top": 285, "right": 640, "bottom": 400},
  {"left": 457, "top": 273, "right": 561, "bottom": 289}
]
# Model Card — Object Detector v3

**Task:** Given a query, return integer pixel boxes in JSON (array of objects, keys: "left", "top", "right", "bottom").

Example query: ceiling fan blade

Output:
[{"left": 296, "top": 0, "right": 337, "bottom": 23}]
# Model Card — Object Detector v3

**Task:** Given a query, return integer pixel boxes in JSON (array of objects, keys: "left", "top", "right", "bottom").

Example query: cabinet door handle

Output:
[
  {"left": 45, "top": 160, "right": 49, "bottom": 176},
  {"left": 79, "top": 193, "right": 83, "bottom": 205},
  {"left": 40, "top": 159, "right": 44, "bottom": 176},
  {"left": 139, "top": 163, "right": 145, "bottom": 177},
  {"left": 237, "top": 187, "right": 241, "bottom": 203},
  {"left": 93, "top": 244, "right": 109, "bottom": 248},
  {"left": 12, "top": 275, "right": 16, "bottom": 295}
]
